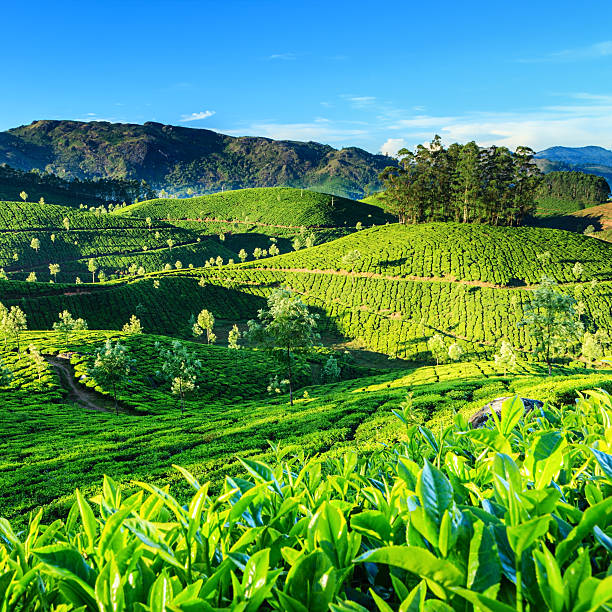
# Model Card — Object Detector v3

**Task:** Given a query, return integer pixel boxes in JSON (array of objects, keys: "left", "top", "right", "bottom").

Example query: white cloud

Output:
[
  {"left": 520, "top": 40, "right": 612, "bottom": 63},
  {"left": 180, "top": 111, "right": 216, "bottom": 122},
  {"left": 222, "top": 121, "right": 368, "bottom": 143},
  {"left": 269, "top": 53, "right": 296, "bottom": 60},
  {"left": 380, "top": 138, "right": 407, "bottom": 156}
]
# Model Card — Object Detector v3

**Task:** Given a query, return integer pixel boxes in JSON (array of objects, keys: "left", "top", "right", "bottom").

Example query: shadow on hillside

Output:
[{"left": 527, "top": 214, "right": 603, "bottom": 233}]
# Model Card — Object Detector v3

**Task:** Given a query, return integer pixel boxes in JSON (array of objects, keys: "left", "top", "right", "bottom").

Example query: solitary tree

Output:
[
  {"left": 167, "top": 238, "right": 174, "bottom": 250},
  {"left": 238, "top": 249, "right": 248, "bottom": 263},
  {"left": 448, "top": 342, "right": 464, "bottom": 362},
  {"left": 341, "top": 249, "right": 361, "bottom": 271},
  {"left": 494, "top": 339, "right": 517, "bottom": 375},
  {"left": 30, "top": 238, "right": 40, "bottom": 252},
  {"left": 146, "top": 217, "right": 152, "bottom": 230},
  {"left": 122, "top": 315, "right": 143, "bottom": 335},
  {"left": 519, "top": 277, "right": 583, "bottom": 375},
  {"left": 268, "top": 244, "right": 280, "bottom": 257},
  {"left": 49, "top": 263, "right": 60, "bottom": 282},
  {"left": 26, "top": 271, "right": 37, "bottom": 282},
  {"left": 228, "top": 324, "right": 241, "bottom": 349},
  {"left": 428, "top": 334, "right": 446, "bottom": 365},
  {"left": 28, "top": 344, "right": 46, "bottom": 386},
  {"left": 19, "top": 191, "right": 27, "bottom": 202},
  {"left": 581, "top": 332, "right": 603, "bottom": 366},
  {"left": 89, "top": 340, "right": 134, "bottom": 414},
  {"left": 246, "top": 288, "right": 319, "bottom": 405},
  {"left": 322, "top": 355, "right": 341, "bottom": 382},
  {"left": 88, "top": 259, "right": 98, "bottom": 283},
  {"left": 63, "top": 217, "right": 70, "bottom": 231},
  {"left": 572, "top": 261, "right": 584, "bottom": 280},
  {"left": 53, "top": 310, "right": 88, "bottom": 350},
  {"left": 156, "top": 340, "right": 202, "bottom": 414},
  {"left": 193, "top": 309, "right": 216, "bottom": 344},
  {"left": 0, "top": 304, "right": 27, "bottom": 352}
]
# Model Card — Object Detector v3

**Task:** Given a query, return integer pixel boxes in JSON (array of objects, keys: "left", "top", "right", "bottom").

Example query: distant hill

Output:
[
  {"left": 535, "top": 145, "right": 612, "bottom": 186},
  {"left": 0, "top": 120, "right": 394, "bottom": 199}
]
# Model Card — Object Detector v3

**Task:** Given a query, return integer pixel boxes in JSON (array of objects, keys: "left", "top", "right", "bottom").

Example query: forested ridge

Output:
[
  {"left": 0, "top": 163, "right": 155, "bottom": 208},
  {"left": 537, "top": 170, "right": 610, "bottom": 205}
]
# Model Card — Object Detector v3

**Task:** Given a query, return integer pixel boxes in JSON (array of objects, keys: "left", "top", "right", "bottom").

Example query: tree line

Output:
[
  {"left": 537, "top": 170, "right": 610, "bottom": 206},
  {"left": 0, "top": 163, "right": 156, "bottom": 208},
  {"left": 380, "top": 136, "right": 541, "bottom": 226}
]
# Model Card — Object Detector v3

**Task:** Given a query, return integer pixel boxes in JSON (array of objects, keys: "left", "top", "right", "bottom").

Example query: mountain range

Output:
[
  {"left": 2, "top": 120, "right": 611, "bottom": 199},
  {"left": 535, "top": 145, "right": 612, "bottom": 186},
  {"left": 0, "top": 120, "right": 393, "bottom": 199}
]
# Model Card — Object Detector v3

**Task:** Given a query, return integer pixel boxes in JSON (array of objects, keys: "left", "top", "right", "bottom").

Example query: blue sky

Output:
[{"left": 3, "top": 0, "right": 612, "bottom": 154}]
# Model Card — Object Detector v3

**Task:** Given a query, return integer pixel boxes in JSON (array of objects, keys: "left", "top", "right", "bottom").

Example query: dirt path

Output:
[
  {"left": 46, "top": 354, "right": 109, "bottom": 412},
  {"left": 162, "top": 217, "right": 342, "bottom": 230}
]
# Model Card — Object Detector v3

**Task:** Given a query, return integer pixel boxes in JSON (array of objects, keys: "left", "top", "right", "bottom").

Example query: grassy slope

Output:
[
  {"left": 1, "top": 329, "right": 608, "bottom": 525},
  {"left": 116, "top": 187, "right": 394, "bottom": 227}
]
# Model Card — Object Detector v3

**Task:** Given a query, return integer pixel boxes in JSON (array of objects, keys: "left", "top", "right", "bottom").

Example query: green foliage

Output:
[
  {"left": 247, "top": 288, "right": 319, "bottom": 404},
  {"left": 0, "top": 302, "right": 27, "bottom": 352},
  {"left": 89, "top": 340, "right": 135, "bottom": 413},
  {"left": 193, "top": 309, "right": 215, "bottom": 344},
  {"left": 52, "top": 310, "right": 88, "bottom": 350},
  {"left": 156, "top": 340, "right": 203, "bottom": 414},
  {"left": 520, "top": 278, "right": 583, "bottom": 374},
  {"left": 380, "top": 136, "right": 541, "bottom": 226},
  {"left": 537, "top": 170, "right": 610, "bottom": 207},
  {"left": 122, "top": 314, "right": 142, "bottom": 334},
  {"left": 494, "top": 339, "right": 517, "bottom": 375},
  {"left": 1, "top": 390, "right": 612, "bottom": 609},
  {"left": 227, "top": 324, "right": 241, "bottom": 349},
  {"left": 428, "top": 334, "right": 447, "bottom": 365}
]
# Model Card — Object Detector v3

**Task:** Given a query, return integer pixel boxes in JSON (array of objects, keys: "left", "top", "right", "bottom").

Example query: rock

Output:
[{"left": 469, "top": 396, "right": 544, "bottom": 428}]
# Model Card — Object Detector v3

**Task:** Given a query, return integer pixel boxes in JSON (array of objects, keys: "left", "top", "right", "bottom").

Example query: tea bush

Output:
[
  {"left": 250, "top": 222, "right": 612, "bottom": 285},
  {"left": 1, "top": 390, "right": 611, "bottom": 610}
]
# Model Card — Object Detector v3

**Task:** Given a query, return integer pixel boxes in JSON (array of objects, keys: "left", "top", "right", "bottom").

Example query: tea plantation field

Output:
[
  {"left": 3, "top": 221, "right": 612, "bottom": 361},
  {"left": 116, "top": 186, "right": 394, "bottom": 227},
  {"left": 1, "top": 328, "right": 608, "bottom": 529},
  {"left": 0, "top": 200, "right": 237, "bottom": 283},
  {"left": 249, "top": 222, "right": 612, "bottom": 285}
]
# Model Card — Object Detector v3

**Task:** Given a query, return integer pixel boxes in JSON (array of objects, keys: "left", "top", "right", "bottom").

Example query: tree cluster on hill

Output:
[
  {"left": 380, "top": 136, "right": 541, "bottom": 226},
  {"left": 537, "top": 170, "right": 610, "bottom": 206},
  {"left": 0, "top": 163, "right": 156, "bottom": 208}
]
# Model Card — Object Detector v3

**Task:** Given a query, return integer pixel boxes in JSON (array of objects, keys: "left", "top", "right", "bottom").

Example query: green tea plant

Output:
[{"left": 1, "top": 390, "right": 611, "bottom": 610}]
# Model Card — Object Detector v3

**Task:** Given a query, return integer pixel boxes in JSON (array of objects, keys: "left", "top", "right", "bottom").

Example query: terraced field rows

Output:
[
  {"left": 254, "top": 222, "right": 612, "bottom": 284},
  {"left": 5, "top": 263, "right": 609, "bottom": 361}
]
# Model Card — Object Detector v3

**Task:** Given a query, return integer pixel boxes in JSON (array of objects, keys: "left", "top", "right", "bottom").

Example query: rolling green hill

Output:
[
  {"left": 247, "top": 222, "right": 612, "bottom": 285},
  {"left": 116, "top": 186, "right": 394, "bottom": 227},
  {"left": 3, "top": 222, "right": 611, "bottom": 362},
  {"left": 0, "top": 200, "right": 236, "bottom": 282}
]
